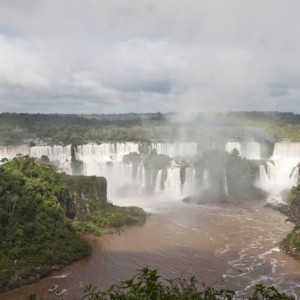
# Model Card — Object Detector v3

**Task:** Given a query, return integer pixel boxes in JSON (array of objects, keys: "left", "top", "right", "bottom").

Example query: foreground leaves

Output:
[{"left": 80, "top": 267, "right": 294, "bottom": 300}]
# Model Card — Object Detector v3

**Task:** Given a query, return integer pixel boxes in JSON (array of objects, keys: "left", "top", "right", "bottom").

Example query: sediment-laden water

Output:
[{"left": 1, "top": 198, "right": 300, "bottom": 299}]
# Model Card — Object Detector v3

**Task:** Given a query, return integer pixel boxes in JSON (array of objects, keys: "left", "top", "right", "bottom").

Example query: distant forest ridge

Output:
[{"left": 0, "top": 111, "right": 300, "bottom": 145}]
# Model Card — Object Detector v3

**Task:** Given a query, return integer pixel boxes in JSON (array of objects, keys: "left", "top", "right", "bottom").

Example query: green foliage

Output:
[
  {"left": 80, "top": 267, "right": 294, "bottom": 300},
  {"left": 60, "top": 174, "right": 107, "bottom": 205},
  {"left": 0, "top": 156, "right": 91, "bottom": 292},
  {"left": 249, "top": 283, "right": 295, "bottom": 300},
  {"left": 144, "top": 150, "right": 171, "bottom": 171},
  {"left": 276, "top": 185, "right": 300, "bottom": 259},
  {"left": 71, "top": 203, "right": 146, "bottom": 235},
  {"left": 71, "top": 220, "right": 107, "bottom": 236},
  {"left": 88, "top": 203, "right": 146, "bottom": 228}
]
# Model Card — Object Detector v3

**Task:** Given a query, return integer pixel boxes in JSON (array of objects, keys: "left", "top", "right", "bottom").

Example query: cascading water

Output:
[
  {"left": 245, "top": 142, "right": 261, "bottom": 160},
  {"left": 225, "top": 142, "right": 241, "bottom": 155},
  {"left": 1, "top": 140, "right": 300, "bottom": 202},
  {"left": 152, "top": 142, "right": 198, "bottom": 157},
  {"left": 182, "top": 167, "right": 196, "bottom": 196},
  {"left": 0, "top": 146, "right": 30, "bottom": 160},
  {"left": 223, "top": 170, "right": 229, "bottom": 197},
  {"left": 259, "top": 142, "right": 300, "bottom": 202},
  {"left": 225, "top": 141, "right": 261, "bottom": 160},
  {"left": 164, "top": 161, "right": 182, "bottom": 197},
  {"left": 154, "top": 169, "right": 163, "bottom": 192},
  {"left": 203, "top": 168, "right": 210, "bottom": 190}
]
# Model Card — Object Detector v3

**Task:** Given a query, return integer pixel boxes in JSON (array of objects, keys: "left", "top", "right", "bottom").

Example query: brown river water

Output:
[{"left": 1, "top": 197, "right": 300, "bottom": 299}]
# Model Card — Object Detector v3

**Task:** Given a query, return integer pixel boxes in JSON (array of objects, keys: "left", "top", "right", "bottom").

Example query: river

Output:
[{"left": 1, "top": 197, "right": 300, "bottom": 299}]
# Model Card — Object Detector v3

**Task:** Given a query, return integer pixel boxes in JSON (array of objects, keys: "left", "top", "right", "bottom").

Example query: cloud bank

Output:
[{"left": 0, "top": 0, "right": 299, "bottom": 113}]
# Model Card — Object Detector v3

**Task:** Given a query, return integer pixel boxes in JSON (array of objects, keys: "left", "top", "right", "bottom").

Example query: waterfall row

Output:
[
  {"left": 0, "top": 143, "right": 198, "bottom": 199},
  {"left": 1, "top": 141, "right": 300, "bottom": 202}
]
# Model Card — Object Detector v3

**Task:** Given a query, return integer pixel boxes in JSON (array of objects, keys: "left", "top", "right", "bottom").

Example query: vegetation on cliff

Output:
[
  {"left": 61, "top": 174, "right": 146, "bottom": 235},
  {"left": 0, "top": 156, "right": 91, "bottom": 291},
  {"left": 0, "top": 157, "right": 147, "bottom": 292}
]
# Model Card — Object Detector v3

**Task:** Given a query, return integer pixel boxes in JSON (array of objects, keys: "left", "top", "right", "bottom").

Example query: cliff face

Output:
[{"left": 60, "top": 174, "right": 107, "bottom": 220}]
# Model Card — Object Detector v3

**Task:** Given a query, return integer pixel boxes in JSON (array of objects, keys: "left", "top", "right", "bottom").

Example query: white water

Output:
[
  {"left": 259, "top": 142, "right": 300, "bottom": 203},
  {"left": 226, "top": 142, "right": 242, "bottom": 155},
  {"left": 152, "top": 142, "right": 198, "bottom": 157},
  {"left": 1, "top": 141, "right": 300, "bottom": 203},
  {"left": 223, "top": 170, "right": 229, "bottom": 197},
  {"left": 0, "top": 146, "right": 30, "bottom": 160},
  {"left": 225, "top": 141, "right": 261, "bottom": 160}
]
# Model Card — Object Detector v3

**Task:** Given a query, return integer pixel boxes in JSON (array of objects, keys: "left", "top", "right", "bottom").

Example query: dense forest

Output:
[
  {"left": 1, "top": 111, "right": 300, "bottom": 146},
  {"left": 0, "top": 156, "right": 146, "bottom": 292}
]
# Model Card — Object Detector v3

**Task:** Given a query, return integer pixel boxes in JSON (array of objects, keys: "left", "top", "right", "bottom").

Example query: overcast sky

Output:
[{"left": 0, "top": 0, "right": 299, "bottom": 114}]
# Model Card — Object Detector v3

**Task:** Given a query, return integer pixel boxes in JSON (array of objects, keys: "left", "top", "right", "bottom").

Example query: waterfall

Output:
[
  {"left": 152, "top": 142, "right": 198, "bottom": 157},
  {"left": 223, "top": 170, "right": 229, "bottom": 197},
  {"left": 2, "top": 140, "right": 299, "bottom": 202},
  {"left": 0, "top": 146, "right": 30, "bottom": 161},
  {"left": 226, "top": 141, "right": 261, "bottom": 160},
  {"left": 260, "top": 142, "right": 300, "bottom": 202},
  {"left": 154, "top": 170, "right": 163, "bottom": 192},
  {"left": 245, "top": 142, "right": 261, "bottom": 160},
  {"left": 137, "top": 163, "right": 146, "bottom": 190},
  {"left": 164, "top": 162, "right": 182, "bottom": 197},
  {"left": 225, "top": 142, "right": 241, "bottom": 155},
  {"left": 182, "top": 167, "right": 196, "bottom": 196},
  {"left": 258, "top": 165, "right": 269, "bottom": 187},
  {"left": 203, "top": 168, "right": 210, "bottom": 189}
]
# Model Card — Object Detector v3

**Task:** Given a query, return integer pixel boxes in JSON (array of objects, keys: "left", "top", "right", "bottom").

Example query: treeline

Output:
[{"left": 1, "top": 111, "right": 300, "bottom": 146}]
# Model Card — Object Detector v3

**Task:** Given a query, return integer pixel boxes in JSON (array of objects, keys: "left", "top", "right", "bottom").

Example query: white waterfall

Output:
[
  {"left": 259, "top": 142, "right": 300, "bottom": 202},
  {"left": 258, "top": 165, "right": 269, "bottom": 188},
  {"left": 164, "top": 162, "right": 182, "bottom": 197},
  {"left": 75, "top": 143, "right": 139, "bottom": 163},
  {"left": 2, "top": 140, "right": 300, "bottom": 202},
  {"left": 0, "top": 146, "right": 30, "bottom": 161},
  {"left": 182, "top": 167, "right": 196, "bottom": 196},
  {"left": 154, "top": 170, "right": 163, "bottom": 192},
  {"left": 137, "top": 163, "right": 146, "bottom": 190},
  {"left": 225, "top": 141, "right": 261, "bottom": 160},
  {"left": 152, "top": 142, "right": 198, "bottom": 157},
  {"left": 203, "top": 168, "right": 210, "bottom": 189},
  {"left": 225, "top": 142, "right": 241, "bottom": 155},
  {"left": 245, "top": 142, "right": 261, "bottom": 160},
  {"left": 30, "top": 145, "right": 72, "bottom": 173},
  {"left": 223, "top": 170, "right": 229, "bottom": 197}
]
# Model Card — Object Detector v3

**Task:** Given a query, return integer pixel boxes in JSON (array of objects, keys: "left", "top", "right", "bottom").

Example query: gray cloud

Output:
[{"left": 0, "top": 0, "right": 299, "bottom": 113}]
